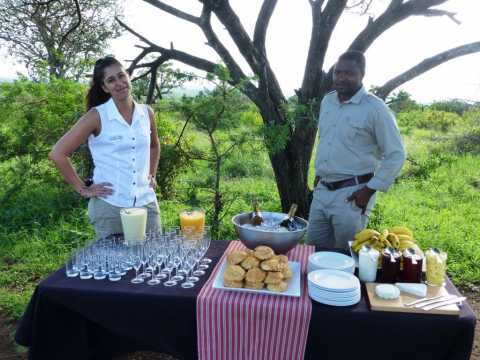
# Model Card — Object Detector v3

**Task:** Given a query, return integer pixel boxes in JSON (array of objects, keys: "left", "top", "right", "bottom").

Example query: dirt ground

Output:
[{"left": 2, "top": 289, "right": 479, "bottom": 360}]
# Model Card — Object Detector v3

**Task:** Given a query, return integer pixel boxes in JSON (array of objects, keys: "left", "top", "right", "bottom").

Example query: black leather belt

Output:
[{"left": 320, "top": 173, "right": 374, "bottom": 191}]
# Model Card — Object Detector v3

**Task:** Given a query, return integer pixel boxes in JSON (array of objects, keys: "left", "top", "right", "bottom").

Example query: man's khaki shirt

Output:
[{"left": 314, "top": 86, "right": 406, "bottom": 192}]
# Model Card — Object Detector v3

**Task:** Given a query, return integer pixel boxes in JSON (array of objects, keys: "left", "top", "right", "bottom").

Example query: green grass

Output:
[{"left": 1, "top": 107, "right": 480, "bottom": 322}]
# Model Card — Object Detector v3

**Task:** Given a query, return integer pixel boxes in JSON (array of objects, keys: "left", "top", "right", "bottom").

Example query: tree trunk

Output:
[{"left": 260, "top": 107, "right": 318, "bottom": 219}]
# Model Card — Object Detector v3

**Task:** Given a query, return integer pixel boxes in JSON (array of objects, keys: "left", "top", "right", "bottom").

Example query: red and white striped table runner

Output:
[{"left": 197, "top": 241, "right": 315, "bottom": 360}]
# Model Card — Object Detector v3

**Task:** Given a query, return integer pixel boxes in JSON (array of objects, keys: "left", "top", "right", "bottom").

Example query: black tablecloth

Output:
[{"left": 16, "top": 241, "right": 476, "bottom": 360}]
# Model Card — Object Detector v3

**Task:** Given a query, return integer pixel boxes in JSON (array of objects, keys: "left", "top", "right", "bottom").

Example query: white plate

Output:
[
  {"left": 308, "top": 289, "right": 361, "bottom": 303},
  {"left": 308, "top": 269, "right": 360, "bottom": 292},
  {"left": 212, "top": 260, "right": 301, "bottom": 297},
  {"left": 308, "top": 252, "right": 355, "bottom": 271},
  {"left": 309, "top": 290, "right": 361, "bottom": 306},
  {"left": 308, "top": 263, "right": 355, "bottom": 274},
  {"left": 308, "top": 284, "right": 361, "bottom": 300}
]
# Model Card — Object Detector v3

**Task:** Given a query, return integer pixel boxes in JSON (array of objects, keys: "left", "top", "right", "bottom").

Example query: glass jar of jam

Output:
[
  {"left": 401, "top": 247, "right": 423, "bottom": 283},
  {"left": 425, "top": 248, "right": 447, "bottom": 286},
  {"left": 381, "top": 247, "right": 401, "bottom": 283}
]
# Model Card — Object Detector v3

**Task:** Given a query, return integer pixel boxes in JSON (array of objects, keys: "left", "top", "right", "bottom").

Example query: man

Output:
[{"left": 306, "top": 50, "right": 406, "bottom": 250}]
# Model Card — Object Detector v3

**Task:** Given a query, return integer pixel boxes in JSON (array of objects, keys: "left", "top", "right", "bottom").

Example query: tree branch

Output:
[
  {"left": 206, "top": 1, "right": 286, "bottom": 110},
  {"left": 348, "top": 0, "right": 450, "bottom": 52},
  {"left": 59, "top": 0, "right": 82, "bottom": 48},
  {"left": 375, "top": 41, "right": 480, "bottom": 99},
  {"left": 205, "top": 0, "right": 262, "bottom": 74},
  {"left": 300, "top": 0, "right": 348, "bottom": 101},
  {"left": 142, "top": 0, "right": 200, "bottom": 25},
  {"left": 117, "top": 17, "right": 218, "bottom": 75},
  {"left": 422, "top": 9, "right": 460, "bottom": 24},
  {"left": 253, "top": 0, "right": 278, "bottom": 54},
  {"left": 147, "top": 63, "right": 159, "bottom": 104},
  {"left": 199, "top": 7, "right": 249, "bottom": 84}
]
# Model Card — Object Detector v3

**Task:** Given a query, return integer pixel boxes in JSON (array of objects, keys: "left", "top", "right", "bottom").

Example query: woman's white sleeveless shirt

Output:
[{"left": 88, "top": 98, "right": 156, "bottom": 208}]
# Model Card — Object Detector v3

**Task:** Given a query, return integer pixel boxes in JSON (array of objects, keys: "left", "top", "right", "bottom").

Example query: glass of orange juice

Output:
[{"left": 179, "top": 209, "right": 205, "bottom": 239}]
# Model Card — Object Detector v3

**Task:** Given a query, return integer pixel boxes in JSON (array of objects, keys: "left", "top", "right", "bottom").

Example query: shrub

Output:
[
  {"left": 397, "top": 109, "right": 462, "bottom": 131},
  {"left": 387, "top": 90, "right": 421, "bottom": 113},
  {"left": 429, "top": 99, "right": 475, "bottom": 115}
]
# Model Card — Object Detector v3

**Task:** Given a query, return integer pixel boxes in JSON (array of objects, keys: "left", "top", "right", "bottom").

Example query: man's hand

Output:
[{"left": 346, "top": 186, "right": 376, "bottom": 214}]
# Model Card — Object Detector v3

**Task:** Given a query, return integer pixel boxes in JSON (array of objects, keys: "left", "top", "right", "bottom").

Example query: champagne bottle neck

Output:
[{"left": 287, "top": 204, "right": 298, "bottom": 219}]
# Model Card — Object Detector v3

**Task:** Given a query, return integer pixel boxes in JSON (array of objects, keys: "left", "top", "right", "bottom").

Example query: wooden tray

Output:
[{"left": 365, "top": 283, "right": 460, "bottom": 316}]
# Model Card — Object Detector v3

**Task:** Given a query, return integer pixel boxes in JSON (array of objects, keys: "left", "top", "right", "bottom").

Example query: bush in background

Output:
[{"left": 397, "top": 109, "right": 463, "bottom": 132}]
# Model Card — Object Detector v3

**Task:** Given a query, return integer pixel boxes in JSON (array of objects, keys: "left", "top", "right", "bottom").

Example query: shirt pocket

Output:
[{"left": 343, "top": 116, "right": 374, "bottom": 148}]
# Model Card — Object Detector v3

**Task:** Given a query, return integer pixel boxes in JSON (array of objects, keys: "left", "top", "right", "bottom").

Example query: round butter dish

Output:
[{"left": 375, "top": 284, "right": 400, "bottom": 300}]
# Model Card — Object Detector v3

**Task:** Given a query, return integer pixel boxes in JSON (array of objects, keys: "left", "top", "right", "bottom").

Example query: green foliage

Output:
[
  {"left": 0, "top": 79, "right": 88, "bottom": 229},
  {"left": 153, "top": 100, "right": 194, "bottom": 199},
  {"left": 0, "top": 78, "right": 86, "bottom": 160},
  {"left": 387, "top": 90, "right": 421, "bottom": 113},
  {"left": 396, "top": 109, "right": 463, "bottom": 132},
  {"left": 429, "top": 99, "right": 477, "bottom": 115},
  {"left": 0, "top": 0, "right": 123, "bottom": 80},
  {"left": 171, "top": 74, "right": 261, "bottom": 238}
]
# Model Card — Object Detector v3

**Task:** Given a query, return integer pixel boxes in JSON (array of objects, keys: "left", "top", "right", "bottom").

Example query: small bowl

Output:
[{"left": 231, "top": 211, "right": 308, "bottom": 254}]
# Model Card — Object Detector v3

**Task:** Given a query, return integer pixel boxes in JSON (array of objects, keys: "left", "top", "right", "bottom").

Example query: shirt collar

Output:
[
  {"left": 105, "top": 97, "right": 139, "bottom": 125},
  {"left": 335, "top": 86, "right": 367, "bottom": 105}
]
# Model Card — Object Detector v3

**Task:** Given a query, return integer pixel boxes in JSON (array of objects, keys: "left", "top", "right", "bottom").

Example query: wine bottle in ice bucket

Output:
[
  {"left": 279, "top": 204, "right": 298, "bottom": 231},
  {"left": 250, "top": 199, "right": 264, "bottom": 226}
]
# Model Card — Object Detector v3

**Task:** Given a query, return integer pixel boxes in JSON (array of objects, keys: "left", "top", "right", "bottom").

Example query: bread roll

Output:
[
  {"left": 246, "top": 267, "right": 266, "bottom": 283},
  {"left": 265, "top": 271, "right": 284, "bottom": 285},
  {"left": 224, "top": 265, "right": 246, "bottom": 282},
  {"left": 254, "top": 245, "right": 274, "bottom": 260},
  {"left": 241, "top": 256, "right": 260, "bottom": 270},
  {"left": 260, "top": 258, "right": 281, "bottom": 271},
  {"left": 267, "top": 281, "right": 288, "bottom": 292},
  {"left": 282, "top": 266, "right": 293, "bottom": 280},
  {"left": 227, "top": 250, "right": 248, "bottom": 265},
  {"left": 245, "top": 281, "right": 264, "bottom": 290},
  {"left": 224, "top": 279, "right": 244, "bottom": 288}
]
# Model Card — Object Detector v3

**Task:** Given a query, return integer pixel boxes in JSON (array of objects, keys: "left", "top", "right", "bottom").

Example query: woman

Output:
[{"left": 49, "top": 56, "right": 161, "bottom": 238}]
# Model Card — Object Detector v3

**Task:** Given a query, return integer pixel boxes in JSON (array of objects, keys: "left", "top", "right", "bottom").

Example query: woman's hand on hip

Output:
[
  {"left": 78, "top": 182, "right": 114, "bottom": 198},
  {"left": 148, "top": 174, "right": 157, "bottom": 190}
]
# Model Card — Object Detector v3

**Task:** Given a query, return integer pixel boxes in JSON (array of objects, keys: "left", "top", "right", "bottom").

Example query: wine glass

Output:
[{"left": 130, "top": 243, "right": 144, "bottom": 284}]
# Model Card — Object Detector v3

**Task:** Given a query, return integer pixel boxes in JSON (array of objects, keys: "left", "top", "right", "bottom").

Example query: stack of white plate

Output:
[
  {"left": 307, "top": 252, "right": 355, "bottom": 274},
  {"left": 307, "top": 269, "right": 361, "bottom": 306}
]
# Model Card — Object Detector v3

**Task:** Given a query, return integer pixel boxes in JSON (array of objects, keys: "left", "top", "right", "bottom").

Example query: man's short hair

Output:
[{"left": 338, "top": 51, "right": 366, "bottom": 75}]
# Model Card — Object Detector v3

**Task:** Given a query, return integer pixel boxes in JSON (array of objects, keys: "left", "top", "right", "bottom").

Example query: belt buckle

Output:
[{"left": 321, "top": 181, "right": 335, "bottom": 191}]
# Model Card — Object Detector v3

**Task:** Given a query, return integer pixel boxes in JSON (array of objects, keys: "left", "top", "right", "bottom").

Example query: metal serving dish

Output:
[{"left": 231, "top": 211, "right": 308, "bottom": 254}]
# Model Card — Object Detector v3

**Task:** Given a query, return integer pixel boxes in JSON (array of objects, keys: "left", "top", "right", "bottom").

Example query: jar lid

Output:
[
  {"left": 360, "top": 244, "right": 379, "bottom": 255},
  {"left": 402, "top": 247, "right": 423, "bottom": 260},
  {"left": 382, "top": 246, "right": 400, "bottom": 257}
]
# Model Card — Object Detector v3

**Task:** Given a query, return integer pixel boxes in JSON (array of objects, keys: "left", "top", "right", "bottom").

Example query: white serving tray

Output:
[{"left": 212, "top": 260, "right": 301, "bottom": 297}]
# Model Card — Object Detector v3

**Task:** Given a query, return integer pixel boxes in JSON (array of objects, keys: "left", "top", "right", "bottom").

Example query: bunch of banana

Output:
[
  {"left": 388, "top": 226, "right": 417, "bottom": 251},
  {"left": 352, "top": 226, "right": 417, "bottom": 253},
  {"left": 351, "top": 229, "right": 381, "bottom": 252}
]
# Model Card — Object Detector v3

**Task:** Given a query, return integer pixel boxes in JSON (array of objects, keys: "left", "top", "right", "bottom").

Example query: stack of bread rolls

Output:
[{"left": 223, "top": 245, "right": 293, "bottom": 292}]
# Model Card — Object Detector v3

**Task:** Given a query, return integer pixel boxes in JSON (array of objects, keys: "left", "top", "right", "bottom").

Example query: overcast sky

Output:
[{"left": 1, "top": 0, "right": 479, "bottom": 103}]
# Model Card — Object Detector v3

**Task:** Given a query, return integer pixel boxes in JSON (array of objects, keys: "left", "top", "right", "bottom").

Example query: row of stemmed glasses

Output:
[
  {"left": 67, "top": 236, "right": 132, "bottom": 282},
  {"left": 65, "top": 226, "right": 212, "bottom": 287}
]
